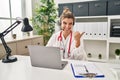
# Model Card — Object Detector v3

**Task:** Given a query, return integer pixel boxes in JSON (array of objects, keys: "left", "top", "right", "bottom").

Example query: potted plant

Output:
[
  {"left": 32, "top": 0, "right": 57, "bottom": 45},
  {"left": 115, "top": 49, "right": 120, "bottom": 60}
]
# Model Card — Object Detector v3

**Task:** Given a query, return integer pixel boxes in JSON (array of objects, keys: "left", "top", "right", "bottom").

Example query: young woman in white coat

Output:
[{"left": 46, "top": 8, "right": 87, "bottom": 60}]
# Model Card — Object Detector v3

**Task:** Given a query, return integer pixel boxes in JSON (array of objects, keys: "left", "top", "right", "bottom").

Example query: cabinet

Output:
[
  {"left": 16, "top": 39, "right": 32, "bottom": 55},
  {"left": 58, "top": 0, "right": 120, "bottom": 17},
  {"left": 31, "top": 37, "right": 43, "bottom": 45},
  {"left": 110, "top": 19, "right": 120, "bottom": 37},
  {"left": 73, "top": 2, "right": 88, "bottom": 16},
  {"left": 0, "top": 42, "right": 17, "bottom": 59},
  {"left": 0, "top": 35, "right": 43, "bottom": 59},
  {"left": 108, "top": 17, "right": 120, "bottom": 63},
  {"left": 0, "top": 45, "right": 5, "bottom": 59},
  {"left": 7, "top": 42, "right": 17, "bottom": 55},
  {"left": 89, "top": 1, "right": 107, "bottom": 16},
  {"left": 58, "top": 3, "right": 73, "bottom": 17},
  {"left": 108, "top": 0, "right": 120, "bottom": 15}
]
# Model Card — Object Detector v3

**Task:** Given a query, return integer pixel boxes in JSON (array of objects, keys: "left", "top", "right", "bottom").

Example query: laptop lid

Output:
[{"left": 28, "top": 45, "right": 67, "bottom": 70}]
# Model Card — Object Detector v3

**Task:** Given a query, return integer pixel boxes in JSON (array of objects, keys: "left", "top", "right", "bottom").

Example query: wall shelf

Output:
[{"left": 75, "top": 16, "right": 120, "bottom": 62}]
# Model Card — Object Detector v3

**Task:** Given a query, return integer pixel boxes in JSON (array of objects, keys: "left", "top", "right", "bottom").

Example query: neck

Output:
[{"left": 62, "top": 31, "right": 71, "bottom": 39}]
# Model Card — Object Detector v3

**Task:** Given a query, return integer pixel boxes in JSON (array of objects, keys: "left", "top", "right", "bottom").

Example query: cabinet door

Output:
[
  {"left": 0, "top": 42, "right": 16, "bottom": 59},
  {"left": 73, "top": 2, "right": 88, "bottom": 16},
  {"left": 58, "top": 3, "right": 73, "bottom": 17},
  {"left": 16, "top": 40, "right": 31, "bottom": 55},
  {"left": 7, "top": 42, "right": 17, "bottom": 55},
  {"left": 0, "top": 44, "right": 5, "bottom": 59},
  {"left": 89, "top": 1, "right": 107, "bottom": 16},
  {"left": 108, "top": 1, "right": 120, "bottom": 15},
  {"left": 32, "top": 37, "right": 43, "bottom": 45}
]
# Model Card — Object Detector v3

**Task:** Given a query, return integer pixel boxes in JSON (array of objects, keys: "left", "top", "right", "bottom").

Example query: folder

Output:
[
  {"left": 92, "top": 22, "right": 98, "bottom": 38},
  {"left": 84, "top": 22, "right": 92, "bottom": 38},
  {"left": 71, "top": 62, "right": 105, "bottom": 78},
  {"left": 74, "top": 22, "right": 85, "bottom": 32},
  {"left": 102, "top": 22, "right": 108, "bottom": 38}
]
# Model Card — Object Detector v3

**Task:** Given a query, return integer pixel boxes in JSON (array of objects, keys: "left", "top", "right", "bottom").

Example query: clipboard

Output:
[{"left": 71, "top": 62, "right": 105, "bottom": 78}]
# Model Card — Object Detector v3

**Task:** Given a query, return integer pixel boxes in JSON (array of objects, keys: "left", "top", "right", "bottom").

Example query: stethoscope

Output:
[{"left": 57, "top": 31, "right": 72, "bottom": 57}]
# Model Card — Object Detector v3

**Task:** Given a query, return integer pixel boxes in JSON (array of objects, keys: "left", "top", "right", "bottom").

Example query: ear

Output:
[
  {"left": 73, "top": 22, "right": 75, "bottom": 25},
  {"left": 57, "top": 19, "right": 61, "bottom": 26},
  {"left": 56, "top": 19, "right": 62, "bottom": 30}
]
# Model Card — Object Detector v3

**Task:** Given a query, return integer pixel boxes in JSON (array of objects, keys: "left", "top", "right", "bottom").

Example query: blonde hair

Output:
[{"left": 60, "top": 8, "right": 75, "bottom": 25}]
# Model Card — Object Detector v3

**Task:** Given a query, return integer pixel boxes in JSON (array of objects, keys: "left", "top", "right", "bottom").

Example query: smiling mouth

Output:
[{"left": 65, "top": 28, "right": 71, "bottom": 31}]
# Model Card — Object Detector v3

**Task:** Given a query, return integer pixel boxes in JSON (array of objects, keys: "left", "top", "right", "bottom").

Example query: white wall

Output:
[
  {"left": 25, "top": 0, "right": 32, "bottom": 18},
  {"left": 21, "top": 0, "right": 32, "bottom": 18}
]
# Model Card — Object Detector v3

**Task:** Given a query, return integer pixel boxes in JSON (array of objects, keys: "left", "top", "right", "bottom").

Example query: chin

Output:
[
  {"left": 64, "top": 30, "right": 71, "bottom": 33},
  {"left": 65, "top": 29, "right": 71, "bottom": 31}
]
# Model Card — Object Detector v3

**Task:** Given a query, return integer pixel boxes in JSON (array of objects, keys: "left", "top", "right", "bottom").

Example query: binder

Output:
[
  {"left": 96, "top": 22, "right": 103, "bottom": 38},
  {"left": 74, "top": 22, "right": 85, "bottom": 32},
  {"left": 71, "top": 62, "right": 105, "bottom": 78},
  {"left": 102, "top": 22, "right": 108, "bottom": 38},
  {"left": 84, "top": 22, "right": 92, "bottom": 38},
  {"left": 92, "top": 22, "right": 98, "bottom": 38}
]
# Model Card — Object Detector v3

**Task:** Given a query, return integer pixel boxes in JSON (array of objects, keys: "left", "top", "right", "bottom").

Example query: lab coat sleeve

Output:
[
  {"left": 46, "top": 33, "right": 56, "bottom": 47},
  {"left": 69, "top": 38, "right": 87, "bottom": 60}
]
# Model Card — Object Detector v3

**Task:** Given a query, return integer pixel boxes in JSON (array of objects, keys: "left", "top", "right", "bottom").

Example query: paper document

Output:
[{"left": 71, "top": 62, "right": 104, "bottom": 78}]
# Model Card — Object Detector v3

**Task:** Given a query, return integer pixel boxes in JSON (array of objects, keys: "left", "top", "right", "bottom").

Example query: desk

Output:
[{"left": 0, "top": 56, "right": 120, "bottom": 80}]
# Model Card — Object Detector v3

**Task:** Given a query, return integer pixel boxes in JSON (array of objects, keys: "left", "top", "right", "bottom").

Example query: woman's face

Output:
[{"left": 61, "top": 18, "right": 74, "bottom": 33}]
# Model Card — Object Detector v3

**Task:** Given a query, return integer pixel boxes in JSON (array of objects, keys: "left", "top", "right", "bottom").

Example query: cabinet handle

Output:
[
  {"left": 95, "top": 4, "right": 100, "bottom": 7},
  {"left": 114, "top": 2, "right": 120, "bottom": 6},
  {"left": 25, "top": 46, "right": 27, "bottom": 48},
  {"left": 78, "top": 5, "right": 83, "bottom": 8}
]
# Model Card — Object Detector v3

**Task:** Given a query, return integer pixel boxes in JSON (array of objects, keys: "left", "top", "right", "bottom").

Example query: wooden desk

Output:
[{"left": 0, "top": 56, "right": 120, "bottom": 80}]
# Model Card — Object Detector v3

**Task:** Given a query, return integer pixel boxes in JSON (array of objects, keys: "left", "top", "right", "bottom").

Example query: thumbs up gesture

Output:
[{"left": 74, "top": 31, "right": 85, "bottom": 48}]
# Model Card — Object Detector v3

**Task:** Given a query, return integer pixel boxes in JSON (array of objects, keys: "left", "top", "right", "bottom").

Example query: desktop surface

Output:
[{"left": 0, "top": 55, "right": 120, "bottom": 80}]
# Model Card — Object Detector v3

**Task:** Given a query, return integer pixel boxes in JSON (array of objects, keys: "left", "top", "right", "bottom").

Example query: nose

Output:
[{"left": 66, "top": 24, "right": 70, "bottom": 28}]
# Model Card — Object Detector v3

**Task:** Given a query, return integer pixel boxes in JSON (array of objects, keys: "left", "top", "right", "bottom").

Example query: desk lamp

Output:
[{"left": 0, "top": 17, "right": 33, "bottom": 63}]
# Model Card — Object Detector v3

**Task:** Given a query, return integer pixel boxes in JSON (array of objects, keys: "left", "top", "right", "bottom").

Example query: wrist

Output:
[{"left": 75, "top": 41, "right": 80, "bottom": 48}]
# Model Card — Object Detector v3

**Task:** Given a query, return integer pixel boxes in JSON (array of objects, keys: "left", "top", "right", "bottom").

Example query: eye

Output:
[
  {"left": 69, "top": 23, "right": 73, "bottom": 25},
  {"left": 63, "top": 22, "right": 67, "bottom": 25}
]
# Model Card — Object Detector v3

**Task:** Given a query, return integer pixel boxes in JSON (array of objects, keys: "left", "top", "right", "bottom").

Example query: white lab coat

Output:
[{"left": 46, "top": 31, "right": 87, "bottom": 60}]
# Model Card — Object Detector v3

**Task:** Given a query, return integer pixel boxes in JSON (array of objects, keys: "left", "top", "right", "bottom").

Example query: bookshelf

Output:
[{"left": 74, "top": 16, "right": 120, "bottom": 62}]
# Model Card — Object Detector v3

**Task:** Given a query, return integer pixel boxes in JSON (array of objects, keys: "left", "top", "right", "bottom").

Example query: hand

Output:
[{"left": 74, "top": 31, "right": 85, "bottom": 48}]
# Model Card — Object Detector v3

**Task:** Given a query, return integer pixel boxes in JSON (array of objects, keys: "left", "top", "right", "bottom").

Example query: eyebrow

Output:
[
  {"left": 63, "top": 21, "right": 67, "bottom": 24},
  {"left": 63, "top": 21, "right": 73, "bottom": 24}
]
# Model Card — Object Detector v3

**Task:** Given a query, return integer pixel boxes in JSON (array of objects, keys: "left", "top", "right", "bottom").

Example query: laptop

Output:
[{"left": 28, "top": 45, "right": 68, "bottom": 70}]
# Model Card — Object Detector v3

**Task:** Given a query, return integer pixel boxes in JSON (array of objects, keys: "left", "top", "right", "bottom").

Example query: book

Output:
[{"left": 71, "top": 62, "right": 105, "bottom": 78}]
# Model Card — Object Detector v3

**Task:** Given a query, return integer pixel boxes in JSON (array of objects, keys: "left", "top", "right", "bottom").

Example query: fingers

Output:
[
  {"left": 80, "top": 32, "right": 85, "bottom": 37},
  {"left": 74, "top": 31, "right": 80, "bottom": 35},
  {"left": 74, "top": 32, "right": 85, "bottom": 38}
]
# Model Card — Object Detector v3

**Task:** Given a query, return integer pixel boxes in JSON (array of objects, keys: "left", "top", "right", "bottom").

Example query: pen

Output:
[
  {"left": 84, "top": 65, "right": 89, "bottom": 73},
  {"left": 78, "top": 65, "right": 97, "bottom": 78}
]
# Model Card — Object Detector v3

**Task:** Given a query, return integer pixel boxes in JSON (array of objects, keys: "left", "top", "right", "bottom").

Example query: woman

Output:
[{"left": 46, "top": 8, "right": 86, "bottom": 60}]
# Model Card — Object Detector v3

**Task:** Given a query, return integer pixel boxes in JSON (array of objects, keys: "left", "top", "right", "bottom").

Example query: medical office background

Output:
[{"left": 0, "top": 0, "right": 120, "bottom": 63}]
